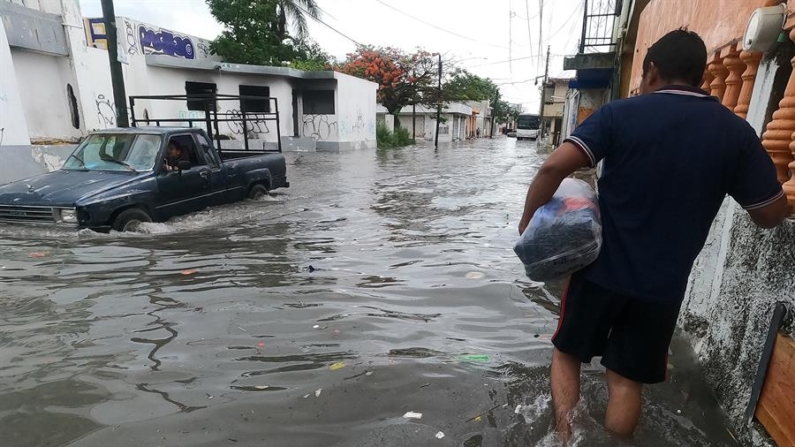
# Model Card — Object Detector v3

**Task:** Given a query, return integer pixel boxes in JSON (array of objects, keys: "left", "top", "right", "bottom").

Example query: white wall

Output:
[
  {"left": 11, "top": 49, "right": 83, "bottom": 141},
  {"left": 399, "top": 115, "right": 425, "bottom": 138},
  {"left": 334, "top": 72, "right": 376, "bottom": 149},
  {"left": 0, "top": 19, "right": 31, "bottom": 147}
]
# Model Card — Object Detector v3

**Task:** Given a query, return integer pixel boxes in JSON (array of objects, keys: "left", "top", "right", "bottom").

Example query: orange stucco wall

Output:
[{"left": 628, "top": 0, "right": 771, "bottom": 92}]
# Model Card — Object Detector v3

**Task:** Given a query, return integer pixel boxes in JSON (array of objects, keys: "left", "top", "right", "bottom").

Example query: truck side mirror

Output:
[{"left": 177, "top": 160, "right": 191, "bottom": 171}]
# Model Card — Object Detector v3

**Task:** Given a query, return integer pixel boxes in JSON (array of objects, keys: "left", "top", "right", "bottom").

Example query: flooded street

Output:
[{"left": 1, "top": 138, "right": 739, "bottom": 447}]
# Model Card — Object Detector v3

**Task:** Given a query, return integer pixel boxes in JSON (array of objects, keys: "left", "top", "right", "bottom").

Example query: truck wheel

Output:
[
  {"left": 248, "top": 184, "right": 269, "bottom": 200},
  {"left": 112, "top": 208, "right": 152, "bottom": 232}
]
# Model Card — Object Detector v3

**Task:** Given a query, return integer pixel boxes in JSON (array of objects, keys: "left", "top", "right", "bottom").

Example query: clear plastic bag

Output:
[{"left": 514, "top": 178, "right": 602, "bottom": 282}]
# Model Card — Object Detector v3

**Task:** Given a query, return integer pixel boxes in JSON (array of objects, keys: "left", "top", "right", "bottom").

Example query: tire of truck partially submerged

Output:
[
  {"left": 248, "top": 184, "right": 269, "bottom": 200},
  {"left": 112, "top": 208, "right": 153, "bottom": 232}
]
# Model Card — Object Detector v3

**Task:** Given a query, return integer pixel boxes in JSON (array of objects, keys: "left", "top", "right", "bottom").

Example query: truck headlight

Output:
[{"left": 59, "top": 209, "right": 77, "bottom": 223}]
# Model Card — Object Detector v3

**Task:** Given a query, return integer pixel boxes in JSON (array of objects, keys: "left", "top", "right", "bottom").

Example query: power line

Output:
[
  {"left": 297, "top": 5, "right": 362, "bottom": 45},
  {"left": 544, "top": 0, "right": 583, "bottom": 44},
  {"left": 524, "top": 0, "right": 535, "bottom": 69},
  {"left": 463, "top": 53, "right": 567, "bottom": 69},
  {"left": 509, "top": 0, "right": 513, "bottom": 74},
  {"left": 537, "top": 0, "right": 544, "bottom": 68},
  {"left": 373, "top": 0, "right": 508, "bottom": 50}
]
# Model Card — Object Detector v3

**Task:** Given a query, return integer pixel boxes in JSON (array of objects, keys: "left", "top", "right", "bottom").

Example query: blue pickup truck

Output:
[{"left": 0, "top": 126, "right": 289, "bottom": 232}]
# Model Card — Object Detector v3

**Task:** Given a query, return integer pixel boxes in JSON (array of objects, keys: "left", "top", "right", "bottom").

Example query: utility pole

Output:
[
  {"left": 412, "top": 102, "right": 416, "bottom": 140},
  {"left": 101, "top": 0, "right": 128, "bottom": 127},
  {"left": 434, "top": 53, "right": 442, "bottom": 149},
  {"left": 490, "top": 91, "right": 498, "bottom": 139},
  {"left": 538, "top": 45, "right": 550, "bottom": 140}
]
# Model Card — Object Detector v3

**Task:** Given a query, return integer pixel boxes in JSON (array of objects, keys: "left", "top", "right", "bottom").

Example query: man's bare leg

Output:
[
  {"left": 605, "top": 369, "right": 642, "bottom": 437},
  {"left": 551, "top": 348, "right": 581, "bottom": 440}
]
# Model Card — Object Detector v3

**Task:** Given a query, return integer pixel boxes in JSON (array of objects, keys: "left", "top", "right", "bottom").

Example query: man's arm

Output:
[
  {"left": 518, "top": 142, "right": 592, "bottom": 234},
  {"left": 747, "top": 193, "right": 788, "bottom": 228}
]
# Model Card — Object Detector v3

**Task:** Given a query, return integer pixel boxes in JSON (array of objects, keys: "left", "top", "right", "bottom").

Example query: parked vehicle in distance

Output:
[
  {"left": 516, "top": 113, "right": 541, "bottom": 140},
  {"left": 507, "top": 129, "right": 517, "bottom": 138},
  {"left": 0, "top": 94, "right": 289, "bottom": 232}
]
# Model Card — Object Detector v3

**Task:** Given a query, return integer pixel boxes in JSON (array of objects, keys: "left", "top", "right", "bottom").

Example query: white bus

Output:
[{"left": 516, "top": 113, "right": 541, "bottom": 140}]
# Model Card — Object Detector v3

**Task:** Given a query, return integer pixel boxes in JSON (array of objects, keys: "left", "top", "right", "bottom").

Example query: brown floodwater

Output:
[{"left": 0, "top": 138, "right": 739, "bottom": 447}]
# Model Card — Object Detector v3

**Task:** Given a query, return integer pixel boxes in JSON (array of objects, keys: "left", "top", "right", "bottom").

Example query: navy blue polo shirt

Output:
[{"left": 565, "top": 85, "right": 783, "bottom": 303}]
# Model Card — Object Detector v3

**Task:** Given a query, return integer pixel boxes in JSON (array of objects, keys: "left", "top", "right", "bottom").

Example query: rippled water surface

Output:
[{"left": 1, "top": 138, "right": 739, "bottom": 447}]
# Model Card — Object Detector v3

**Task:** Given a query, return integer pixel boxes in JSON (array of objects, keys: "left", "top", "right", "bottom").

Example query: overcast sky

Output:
[{"left": 79, "top": 0, "right": 583, "bottom": 110}]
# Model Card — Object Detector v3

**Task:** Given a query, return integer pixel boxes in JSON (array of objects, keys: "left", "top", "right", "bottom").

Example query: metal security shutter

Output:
[{"left": 452, "top": 116, "right": 460, "bottom": 140}]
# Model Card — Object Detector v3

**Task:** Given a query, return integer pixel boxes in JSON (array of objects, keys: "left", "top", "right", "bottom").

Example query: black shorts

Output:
[{"left": 551, "top": 272, "right": 681, "bottom": 384}]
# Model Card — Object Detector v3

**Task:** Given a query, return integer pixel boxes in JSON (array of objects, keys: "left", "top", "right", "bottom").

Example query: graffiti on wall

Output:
[
  {"left": 225, "top": 109, "right": 271, "bottom": 139},
  {"left": 83, "top": 18, "right": 128, "bottom": 63},
  {"left": 303, "top": 115, "right": 337, "bottom": 141},
  {"left": 95, "top": 94, "right": 116, "bottom": 129},
  {"left": 138, "top": 25, "right": 195, "bottom": 59},
  {"left": 84, "top": 18, "right": 108, "bottom": 50},
  {"left": 177, "top": 110, "right": 208, "bottom": 131},
  {"left": 197, "top": 42, "right": 211, "bottom": 59},
  {"left": 338, "top": 110, "right": 373, "bottom": 139},
  {"left": 125, "top": 20, "right": 139, "bottom": 55}
]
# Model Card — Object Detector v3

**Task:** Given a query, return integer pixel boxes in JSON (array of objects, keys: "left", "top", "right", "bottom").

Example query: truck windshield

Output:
[
  {"left": 517, "top": 115, "right": 540, "bottom": 130},
  {"left": 63, "top": 134, "right": 162, "bottom": 172}
]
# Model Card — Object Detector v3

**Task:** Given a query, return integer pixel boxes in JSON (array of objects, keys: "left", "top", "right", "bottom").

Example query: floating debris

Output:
[
  {"left": 315, "top": 388, "right": 322, "bottom": 397},
  {"left": 313, "top": 325, "right": 320, "bottom": 329},
  {"left": 308, "top": 265, "right": 316, "bottom": 273},
  {"left": 365, "top": 371, "right": 373, "bottom": 376},
  {"left": 257, "top": 342, "right": 266, "bottom": 348},
  {"left": 253, "top": 385, "right": 269, "bottom": 390},
  {"left": 28, "top": 252, "right": 48, "bottom": 259},
  {"left": 458, "top": 354, "right": 492, "bottom": 364},
  {"left": 329, "top": 362, "right": 347, "bottom": 371},
  {"left": 465, "top": 272, "right": 485, "bottom": 280},
  {"left": 181, "top": 269, "right": 199, "bottom": 276},
  {"left": 435, "top": 431, "right": 445, "bottom": 439},
  {"left": 303, "top": 394, "right": 311, "bottom": 399},
  {"left": 403, "top": 412, "right": 422, "bottom": 420}
]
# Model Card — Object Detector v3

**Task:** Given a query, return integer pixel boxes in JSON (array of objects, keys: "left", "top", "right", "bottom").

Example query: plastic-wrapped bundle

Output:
[{"left": 514, "top": 178, "right": 602, "bottom": 281}]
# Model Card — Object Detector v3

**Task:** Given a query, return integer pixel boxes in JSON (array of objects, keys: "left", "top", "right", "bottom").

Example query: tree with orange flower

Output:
[{"left": 335, "top": 46, "right": 438, "bottom": 126}]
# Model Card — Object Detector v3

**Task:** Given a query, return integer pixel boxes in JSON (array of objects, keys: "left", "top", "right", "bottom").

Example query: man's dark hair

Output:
[{"left": 642, "top": 29, "right": 707, "bottom": 87}]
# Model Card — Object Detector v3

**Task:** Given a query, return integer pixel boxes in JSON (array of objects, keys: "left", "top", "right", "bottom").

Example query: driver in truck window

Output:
[{"left": 163, "top": 141, "right": 189, "bottom": 172}]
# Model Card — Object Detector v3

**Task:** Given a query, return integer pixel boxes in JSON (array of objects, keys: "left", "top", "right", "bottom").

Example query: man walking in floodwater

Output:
[{"left": 518, "top": 29, "right": 787, "bottom": 440}]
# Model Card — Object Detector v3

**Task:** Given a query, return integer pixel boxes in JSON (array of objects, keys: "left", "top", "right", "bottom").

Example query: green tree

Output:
[
  {"left": 207, "top": 0, "right": 289, "bottom": 65},
  {"left": 290, "top": 39, "right": 333, "bottom": 71},
  {"left": 207, "top": 0, "right": 329, "bottom": 69},
  {"left": 443, "top": 69, "right": 499, "bottom": 102},
  {"left": 274, "top": 0, "right": 321, "bottom": 42}
]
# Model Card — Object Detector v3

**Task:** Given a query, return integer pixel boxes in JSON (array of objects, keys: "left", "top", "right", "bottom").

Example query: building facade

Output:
[
  {"left": 377, "top": 102, "right": 472, "bottom": 143},
  {"left": 0, "top": 0, "right": 378, "bottom": 184},
  {"left": 540, "top": 78, "right": 571, "bottom": 146}
]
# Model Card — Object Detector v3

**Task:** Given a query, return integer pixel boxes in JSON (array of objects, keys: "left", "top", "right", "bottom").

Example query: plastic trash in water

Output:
[
  {"left": 315, "top": 388, "right": 322, "bottom": 397},
  {"left": 329, "top": 362, "right": 347, "bottom": 371},
  {"left": 181, "top": 269, "right": 199, "bottom": 276},
  {"left": 465, "top": 272, "right": 485, "bottom": 280},
  {"left": 457, "top": 354, "right": 492, "bottom": 364},
  {"left": 514, "top": 178, "right": 602, "bottom": 282},
  {"left": 435, "top": 431, "right": 445, "bottom": 439},
  {"left": 403, "top": 412, "right": 422, "bottom": 419},
  {"left": 28, "top": 252, "right": 48, "bottom": 259}
]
